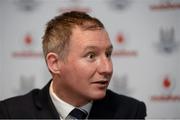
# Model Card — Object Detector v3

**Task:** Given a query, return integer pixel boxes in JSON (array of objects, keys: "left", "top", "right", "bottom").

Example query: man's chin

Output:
[{"left": 90, "top": 90, "right": 107, "bottom": 100}]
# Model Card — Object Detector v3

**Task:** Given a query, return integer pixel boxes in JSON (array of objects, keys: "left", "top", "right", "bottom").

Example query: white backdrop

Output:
[{"left": 0, "top": 0, "right": 180, "bottom": 119}]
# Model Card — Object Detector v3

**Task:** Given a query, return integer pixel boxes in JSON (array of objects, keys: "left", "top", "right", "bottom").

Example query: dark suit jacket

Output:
[{"left": 0, "top": 81, "right": 146, "bottom": 119}]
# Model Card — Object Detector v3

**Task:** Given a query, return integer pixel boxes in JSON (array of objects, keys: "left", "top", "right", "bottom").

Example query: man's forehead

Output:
[{"left": 70, "top": 26, "right": 112, "bottom": 48}]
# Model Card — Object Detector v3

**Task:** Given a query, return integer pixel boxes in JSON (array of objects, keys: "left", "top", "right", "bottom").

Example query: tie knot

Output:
[{"left": 68, "top": 108, "right": 88, "bottom": 119}]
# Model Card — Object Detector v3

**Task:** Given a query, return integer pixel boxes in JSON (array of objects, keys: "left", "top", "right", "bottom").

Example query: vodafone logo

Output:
[
  {"left": 151, "top": 75, "right": 180, "bottom": 101},
  {"left": 161, "top": 76, "right": 175, "bottom": 95},
  {"left": 112, "top": 32, "right": 138, "bottom": 57},
  {"left": 150, "top": 0, "right": 180, "bottom": 10},
  {"left": 24, "top": 34, "right": 33, "bottom": 46},
  {"left": 163, "top": 77, "right": 171, "bottom": 88},
  {"left": 12, "top": 33, "right": 42, "bottom": 58},
  {"left": 163, "top": 76, "right": 171, "bottom": 89},
  {"left": 116, "top": 33, "right": 125, "bottom": 45}
]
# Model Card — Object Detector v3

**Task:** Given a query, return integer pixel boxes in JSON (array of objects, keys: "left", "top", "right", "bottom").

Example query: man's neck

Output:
[{"left": 52, "top": 80, "right": 91, "bottom": 107}]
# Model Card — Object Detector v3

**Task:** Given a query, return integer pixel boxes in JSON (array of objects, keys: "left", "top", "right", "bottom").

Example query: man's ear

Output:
[{"left": 46, "top": 52, "right": 61, "bottom": 74}]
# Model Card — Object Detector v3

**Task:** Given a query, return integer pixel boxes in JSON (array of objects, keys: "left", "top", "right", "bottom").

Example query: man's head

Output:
[
  {"left": 42, "top": 11, "right": 104, "bottom": 60},
  {"left": 42, "top": 11, "right": 113, "bottom": 106}
]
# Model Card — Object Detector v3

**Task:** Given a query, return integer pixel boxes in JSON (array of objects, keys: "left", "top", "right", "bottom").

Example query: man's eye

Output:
[
  {"left": 87, "top": 52, "right": 96, "bottom": 59},
  {"left": 106, "top": 51, "right": 112, "bottom": 58}
]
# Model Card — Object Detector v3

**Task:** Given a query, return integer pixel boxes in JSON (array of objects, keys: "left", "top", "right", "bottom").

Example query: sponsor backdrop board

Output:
[{"left": 0, "top": 0, "right": 180, "bottom": 119}]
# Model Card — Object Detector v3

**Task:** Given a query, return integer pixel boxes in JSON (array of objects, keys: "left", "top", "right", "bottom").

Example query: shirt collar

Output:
[{"left": 49, "top": 81, "right": 92, "bottom": 119}]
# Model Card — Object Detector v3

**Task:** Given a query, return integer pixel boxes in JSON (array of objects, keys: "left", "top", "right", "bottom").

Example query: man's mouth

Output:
[{"left": 91, "top": 80, "right": 109, "bottom": 86}]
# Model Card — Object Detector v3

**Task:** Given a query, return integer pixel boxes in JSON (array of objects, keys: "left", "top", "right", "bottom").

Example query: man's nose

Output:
[{"left": 98, "top": 57, "right": 113, "bottom": 75}]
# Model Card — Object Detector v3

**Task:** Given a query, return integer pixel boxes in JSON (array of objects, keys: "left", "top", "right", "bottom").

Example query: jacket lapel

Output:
[
  {"left": 33, "top": 81, "right": 59, "bottom": 119},
  {"left": 33, "top": 82, "right": 116, "bottom": 119},
  {"left": 88, "top": 90, "right": 116, "bottom": 119}
]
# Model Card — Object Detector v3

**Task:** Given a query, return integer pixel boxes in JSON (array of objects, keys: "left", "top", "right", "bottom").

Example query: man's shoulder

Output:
[
  {"left": 90, "top": 89, "right": 146, "bottom": 118},
  {"left": 105, "top": 89, "right": 145, "bottom": 106},
  {"left": 106, "top": 89, "right": 146, "bottom": 116},
  {"left": 0, "top": 89, "right": 42, "bottom": 118},
  {"left": 0, "top": 89, "right": 40, "bottom": 107},
  {"left": 0, "top": 81, "right": 51, "bottom": 106},
  {"left": 0, "top": 81, "right": 59, "bottom": 119}
]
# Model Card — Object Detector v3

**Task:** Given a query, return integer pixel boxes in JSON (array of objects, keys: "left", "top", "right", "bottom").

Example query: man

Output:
[{"left": 0, "top": 11, "right": 146, "bottom": 119}]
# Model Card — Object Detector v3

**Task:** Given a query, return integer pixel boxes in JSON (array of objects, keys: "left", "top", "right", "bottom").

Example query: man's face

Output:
[{"left": 57, "top": 27, "right": 113, "bottom": 105}]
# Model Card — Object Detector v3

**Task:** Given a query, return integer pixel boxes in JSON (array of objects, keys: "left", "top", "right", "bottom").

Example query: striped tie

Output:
[{"left": 68, "top": 108, "right": 88, "bottom": 119}]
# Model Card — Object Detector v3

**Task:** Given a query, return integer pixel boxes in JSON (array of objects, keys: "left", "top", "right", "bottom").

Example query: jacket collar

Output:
[
  {"left": 88, "top": 90, "right": 116, "bottom": 119},
  {"left": 33, "top": 80, "right": 59, "bottom": 119},
  {"left": 33, "top": 80, "right": 114, "bottom": 119}
]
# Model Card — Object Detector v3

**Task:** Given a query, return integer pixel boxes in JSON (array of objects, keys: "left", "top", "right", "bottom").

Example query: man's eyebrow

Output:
[
  {"left": 84, "top": 46, "right": 98, "bottom": 51},
  {"left": 107, "top": 45, "right": 113, "bottom": 50},
  {"left": 83, "top": 44, "right": 113, "bottom": 51},
  {"left": 105, "top": 45, "right": 113, "bottom": 52}
]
